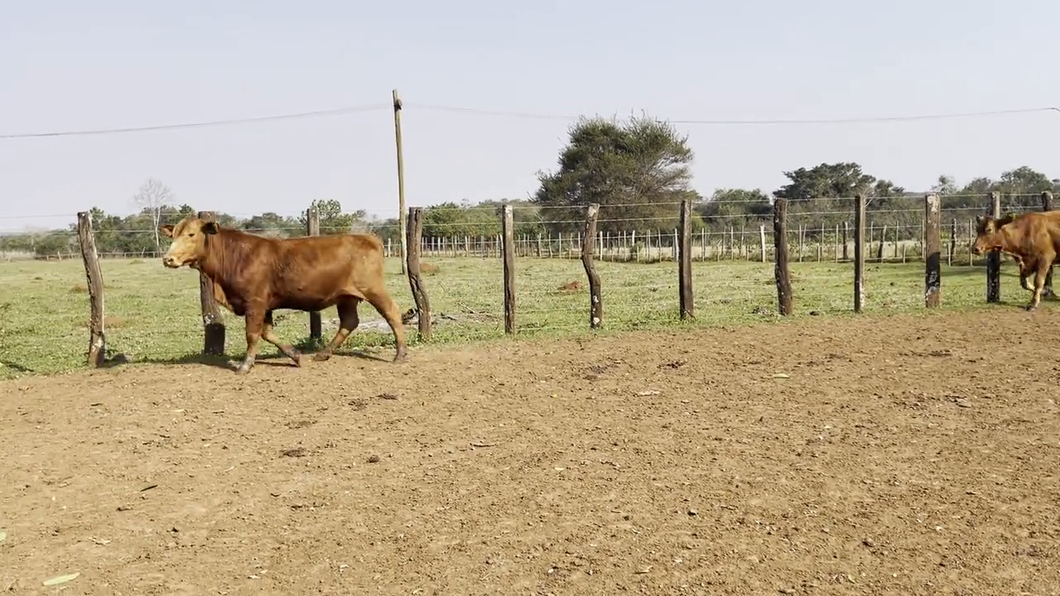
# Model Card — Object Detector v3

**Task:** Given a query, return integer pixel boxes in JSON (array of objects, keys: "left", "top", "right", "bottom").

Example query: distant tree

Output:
[
  {"left": 697, "top": 188, "right": 772, "bottom": 231},
  {"left": 422, "top": 200, "right": 499, "bottom": 238},
  {"left": 243, "top": 212, "right": 296, "bottom": 237},
  {"left": 298, "top": 199, "right": 365, "bottom": 235},
  {"left": 532, "top": 113, "right": 696, "bottom": 234},
  {"left": 773, "top": 162, "right": 904, "bottom": 207},
  {"left": 131, "top": 178, "right": 174, "bottom": 251},
  {"left": 476, "top": 198, "right": 546, "bottom": 236},
  {"left": 931, "top": 175, "right": 959, "bottom": 195}
]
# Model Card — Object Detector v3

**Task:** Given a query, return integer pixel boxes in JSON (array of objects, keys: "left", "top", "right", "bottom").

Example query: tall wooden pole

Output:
[{"left": 393, "top": 89, "right": 408, "bottom": 274}]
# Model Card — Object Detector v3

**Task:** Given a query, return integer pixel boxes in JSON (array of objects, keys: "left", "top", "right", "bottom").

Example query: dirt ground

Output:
[{"left": 2, "top": 308, "right": 1060, "bottom": 596}]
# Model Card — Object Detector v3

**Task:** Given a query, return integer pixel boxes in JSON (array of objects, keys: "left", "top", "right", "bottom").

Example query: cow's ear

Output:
[
  {"left": 974, "top": 215, "right": 984, "bottom": 225},
  {"left": 201, "top": 221, "right": 219, "bottom": 235},
  {"left": 160, "top": 224, "right": 175, "bottom": 238}
]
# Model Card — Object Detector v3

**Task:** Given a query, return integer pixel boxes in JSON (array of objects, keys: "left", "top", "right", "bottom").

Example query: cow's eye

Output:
[{"left": 188, "top": 233, "right": 195, "bottom": 237}]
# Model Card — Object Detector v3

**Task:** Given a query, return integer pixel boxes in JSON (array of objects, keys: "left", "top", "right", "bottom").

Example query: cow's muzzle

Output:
[{"left": 162, "top": 256, "right": 181, "bottom": 268}]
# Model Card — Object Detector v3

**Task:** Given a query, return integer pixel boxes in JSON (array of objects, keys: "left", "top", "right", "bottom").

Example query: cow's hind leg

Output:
[
  {"left": 234, "top": 305, "right": 267, "bottom": 374},
  {"left": 313, "top": 297, "right": 360, "bottom": 362},
  {"left": 363, "top": 288, "right": 408, "bottom": 362},
  {"left": 1028, "top": 256, "right": 1054, "bottom": 311},
  {"left": 261, "top": 311, "right": 303, "bottom": 367},
  {"left": 1019, "top": 258, "right": 1036, "bottom": 292}
]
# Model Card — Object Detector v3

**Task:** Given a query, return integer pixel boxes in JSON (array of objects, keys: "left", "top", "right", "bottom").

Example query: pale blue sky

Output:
[{"left": 2, "top": 0, "right": 1058, "bottom": 232}]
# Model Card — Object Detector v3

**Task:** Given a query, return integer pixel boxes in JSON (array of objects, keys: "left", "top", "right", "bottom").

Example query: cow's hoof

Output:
[
  {"left": 1026, "top": 305, "right": 1038, "bottom": 312},
  {"left": 312, "top": 352, "right": 332, "bottom": 362},
  {"left": 291, "top": 352, "right": 305, "bottom": 367},
  {"left": 393, "top": 348, "right": 409, "bottom": 363},
  {"left": 234, "top": 365, "right": 251, "bottom": 375}
]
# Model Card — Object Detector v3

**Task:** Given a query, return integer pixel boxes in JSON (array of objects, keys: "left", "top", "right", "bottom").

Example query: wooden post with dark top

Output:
[
  {"left": 306, "top": 206, "right": 322, "bottom": 341},
  {"left": 986, "top": 191, "right": 1001, "bottom": 303},
  {"left": 1042, "top": 190, "right": 1054, "bottom": 291},
  {"left": 853, "top": 194, "right": 866, "bottom": 313},
  {"left": 197, "top": 211, "right": 225, "bottom": 355},
  {"left": 924, "top": 194, "right": 941, "bottom": 308},
  {"left": 76, "top": 211, "right": 106, "bottom": 367},
  {"left": 499, "top": 204, "right": 516, "bottom": 334},
  {"left": 393, "top": 89, "right": 408, "bottom": 274},
  {"left": 678, "top": 198, "right": 694, "bottom": 319},
  {"left": 406, "top": 207, "right": 431, "bottom": 339},
  {"left": 773, "top": 198, "right": 793, "bottom": 316},
  {"left": 582, "top": 203, "right": 602, "bottom": 329}
]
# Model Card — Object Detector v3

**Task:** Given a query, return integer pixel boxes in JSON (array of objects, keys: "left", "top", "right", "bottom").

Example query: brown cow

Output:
[
  {"left": 160, "top": 216, "right": 407, "bottom": 374},
  {"left": 971, "top": 211, "right": 1060, "bottom": 310}
]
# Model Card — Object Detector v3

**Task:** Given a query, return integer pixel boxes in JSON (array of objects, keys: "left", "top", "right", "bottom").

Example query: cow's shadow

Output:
[{"left": 100, "top": 347, "right": 389, "bottom": 372}]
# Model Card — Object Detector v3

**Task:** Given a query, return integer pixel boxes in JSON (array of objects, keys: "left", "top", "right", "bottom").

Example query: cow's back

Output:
[{"left": 268, "top": 233, "right": 387, "bottom": 307}]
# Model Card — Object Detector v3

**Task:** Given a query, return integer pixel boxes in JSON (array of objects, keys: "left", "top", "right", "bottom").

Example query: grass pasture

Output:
[{"left": 0, "top": 254, "right": 1036, "bottom": 378}]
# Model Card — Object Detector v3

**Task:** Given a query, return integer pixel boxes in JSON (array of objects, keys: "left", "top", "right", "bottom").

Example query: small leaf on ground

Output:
[{"left": 43, "top": 573, "right": 80, "bottom": 586}]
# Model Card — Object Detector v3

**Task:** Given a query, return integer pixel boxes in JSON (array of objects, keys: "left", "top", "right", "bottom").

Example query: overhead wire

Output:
[{"left": 1, "top": 102, "right": 1057, "bottom": 140}]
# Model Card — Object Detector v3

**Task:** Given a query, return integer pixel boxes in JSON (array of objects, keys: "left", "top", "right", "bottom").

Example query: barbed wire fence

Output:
[
  {"left": 0, "top": 190, "right": 1051, "bottom": 374},
  {"left": 2, "top": 93, "right": 1058, "bottom": 374}
]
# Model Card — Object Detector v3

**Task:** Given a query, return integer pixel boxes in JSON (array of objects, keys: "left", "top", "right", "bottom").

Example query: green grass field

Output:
[{"left": 0, "top": 254, "right": 1034, "bottom": 379}]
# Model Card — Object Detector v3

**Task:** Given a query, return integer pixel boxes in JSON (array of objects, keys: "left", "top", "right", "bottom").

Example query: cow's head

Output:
[
  {"left": 160, "top": 217, "right": 219, "bottom": 268},
  {"left": 971, "top": 213, "right": 1017, "bottom": 255}
]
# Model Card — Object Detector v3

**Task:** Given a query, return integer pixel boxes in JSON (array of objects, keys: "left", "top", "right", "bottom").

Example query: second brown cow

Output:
[
  {"left": 971, "top": 210, "right": 1060, "bottom": 310},
  {"left": 160, "top": 216, "right": 408, "bottom": 374}
]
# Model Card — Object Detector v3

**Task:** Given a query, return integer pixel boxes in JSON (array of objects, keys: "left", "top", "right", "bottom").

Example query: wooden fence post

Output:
[
  {"left": 986, "top": 191, "right": 1001, "bottom": 303},
  {"left": 306, "top": 206, "right": 322, "bottom": 341},
  {"left": 773, "top": 198, "right": 793, "bottom": 315},
  {"left": 499, "top": 204, "right": 516, "bottom": 334},
  {"left": 853, "top": 194, "right": 866, "bottom": 313},
  {"left": 393, "top": 89, "right": 408, "bottom": 274},
  {"left": 197, "top": 211, "right": 225, "bottom": 355},
  {"left": 924, "top": 194, "right": 941, "bottom": 308},
  {"left": 1042, "top": 191, "right": 1054, "bottom": 291},
  {"left": 582, "top": 203, "right": 602, "bottom": 329},
  {"left": 842, "top": 221, "right": 849, "bottom": 261},
  {"left": 948, "top": 218, "right": 956, "bottom": 266},
  {"left": 678, "top": 198, "right": 694, "bottom": 319},
  {"left": 406, "top": 207, "right": 431, "bottom": 339},
  {"left": 76, "top": 211, "right": 106, "bottom": 367}
]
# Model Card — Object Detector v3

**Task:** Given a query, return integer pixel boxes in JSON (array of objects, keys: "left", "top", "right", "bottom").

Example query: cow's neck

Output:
[{"left": 197, "top": 229, "right": 242, "bottom": 282}]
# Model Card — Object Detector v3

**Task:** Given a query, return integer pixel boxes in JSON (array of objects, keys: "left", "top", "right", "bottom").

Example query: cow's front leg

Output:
[{"left": 235, "top": 306, "right": 267, "bottom": 374}]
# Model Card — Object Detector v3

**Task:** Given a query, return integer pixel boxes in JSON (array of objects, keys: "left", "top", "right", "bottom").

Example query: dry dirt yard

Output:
[{"left": 2, "top": 308, "right": 1060, "bottom": 595}]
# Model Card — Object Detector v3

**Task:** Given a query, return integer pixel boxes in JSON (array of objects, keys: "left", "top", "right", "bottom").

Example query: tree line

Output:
[{"left": 3, "top": 114, "right": 1058, "bottom": 258}]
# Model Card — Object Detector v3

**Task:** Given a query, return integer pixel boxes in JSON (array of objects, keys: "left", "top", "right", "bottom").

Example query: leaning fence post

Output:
[
  {"left": 773, "top": 198, "right": 793, "bottom": 315},
  {"left": 77, "top": 211, "right": 106, "bottom": 367},
  {"left": 924, "top": 194, "right": 941, "bottom": 308},
  {"left": 197, "top": 211, "right": 225, "bottom": 355},
  {"left": 499, "top": 204, "right": 516, "bottom": 334},
  {"left": 306, "top": 205, "right": 322, "bottom": 341},
  {"left": 406, "top": 207, "right": 431, "bottom": 339},
  {"left": 986, "top": 191, "right": 1001, "bottom": 303},
  {"left": 678, "top": 198, "right": 694, "bottom": 319},
  {"left": 582, "top": 203, "right": 602, "bottom": 329}
]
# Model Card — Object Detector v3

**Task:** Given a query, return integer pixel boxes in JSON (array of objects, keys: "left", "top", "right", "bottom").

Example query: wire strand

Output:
[
  {"left": 0, "top": 104, "right": 390, "bottom": 140},
  {"left": 3, "top": 102, "right": 1058, "bottom": 140}
]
